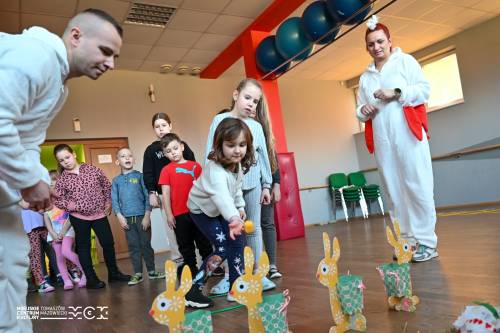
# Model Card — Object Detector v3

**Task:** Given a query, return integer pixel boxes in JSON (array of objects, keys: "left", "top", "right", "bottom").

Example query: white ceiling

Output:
[{"left": 0, "top": 0, "right": 498, "bottom": 80}]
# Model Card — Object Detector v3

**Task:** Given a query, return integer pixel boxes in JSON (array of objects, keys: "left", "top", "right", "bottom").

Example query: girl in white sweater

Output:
[
  {"left": 204, "top": 78, "right": 276, "bottom": 295},
  {"left": 188, "top": 118, "right": 254, "bottom": 302}
]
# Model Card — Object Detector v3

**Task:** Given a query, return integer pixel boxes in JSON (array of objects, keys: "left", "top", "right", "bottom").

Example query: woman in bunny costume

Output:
[{"left": 356, "top": 16, "right": 438, "bottom": 262}]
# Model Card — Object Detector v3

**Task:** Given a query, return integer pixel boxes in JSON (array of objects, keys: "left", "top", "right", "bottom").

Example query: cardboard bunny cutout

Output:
[
  {"left": 317, "top": 233, "right": 367, "bottom": 333},
  {"left": 230, "top": 246, "right": 270, "bottom": 333},
  {"left": 150, "top": 261, "right": 192, "bottom": 332},
  {"left": 377, "top": 221, "right": 420, "bottom": 312}
]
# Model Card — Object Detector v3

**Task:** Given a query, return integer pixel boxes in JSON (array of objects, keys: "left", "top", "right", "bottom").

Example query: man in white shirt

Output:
[{"left": 0, "top": 8, "right": 122, "bottom": 332}]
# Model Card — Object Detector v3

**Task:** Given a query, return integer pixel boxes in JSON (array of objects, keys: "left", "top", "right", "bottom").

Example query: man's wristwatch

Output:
[{"left": 394, "top": 88, "right": 402, "bottom": 100}]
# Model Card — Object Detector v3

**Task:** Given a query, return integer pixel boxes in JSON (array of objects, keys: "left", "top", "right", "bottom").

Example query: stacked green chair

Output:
[
  {"left": 348, "top": 172, "right": 384, "bottom": 215},
  {"left": 328, "top": 173, "right": 345, "bottom": 221},
  {"left": 328, "top": 173, "right": 368, "bottom": 222}
]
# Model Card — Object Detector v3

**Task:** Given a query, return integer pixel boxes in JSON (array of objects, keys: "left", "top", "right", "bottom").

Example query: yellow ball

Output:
[{"left": 244, "top": 220, "right": 254, "bottom": 233}]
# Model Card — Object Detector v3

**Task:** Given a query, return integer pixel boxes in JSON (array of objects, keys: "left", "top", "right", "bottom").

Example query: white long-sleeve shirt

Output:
[
  {"left": 205, "top": 112, "right": 272, "bottom": 191},
  {"left": 188, "top": 160, "right": 245, "bottom": 222},
  {"left": 0, "top": 27, "right": 69, "bottom": 207}
]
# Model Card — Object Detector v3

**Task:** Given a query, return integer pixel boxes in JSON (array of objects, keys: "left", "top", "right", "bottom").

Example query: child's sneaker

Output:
[
  {"left": 262, "top": 276, "right": 276, "bottom": 291},
  {"left": 63, "top": 281, "right": 74, "bottom": 290},
  {"left": 412, "top": 245, "right": 438, "bottom": 262},
  {"left": 268, "top": 265, "right": 282, "bottom": 279},
  {"left": 210, "top": 276, "right": 229, "bottom": 295},
  {"left": 69, "top": 269, "right": 81, "bottom": 283},
  {"left": 27, "top": 279, "right": 38, "bottom": 293},
  {"left": 212, "top": 266, "right": 225, "bottom": 276},
  {"left": 185, "top": 286, "right": 214, "bottom": 308},
  {"left": 226, "top": 292, "right": 236, "bottom": 302},
  {"left": 148, "top": 271, "right": 166, "bottom": 280},
  {"left": 77, "top": 274, "right": 87, "bottom": 288},
  {"left": 128, "top": 273, "right": 143, "bottom": 286},
  {"left": 38, "top": 281, "right": 55, "bottom": 293}
]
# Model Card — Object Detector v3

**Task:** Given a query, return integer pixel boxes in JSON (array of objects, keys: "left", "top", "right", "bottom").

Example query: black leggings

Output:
[{"left": 70, "top": 215, "right": 119, "bottom": 281}]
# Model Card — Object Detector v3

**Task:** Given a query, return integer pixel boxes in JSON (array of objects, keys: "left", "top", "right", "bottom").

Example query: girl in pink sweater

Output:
[{"left": 54, "top": 144, "right": 130, "bottom": 289}]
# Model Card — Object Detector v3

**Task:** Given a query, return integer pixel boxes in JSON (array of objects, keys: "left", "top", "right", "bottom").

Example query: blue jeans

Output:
[{"left": 189, "top": 212, "right": 245, "bottom": 287}]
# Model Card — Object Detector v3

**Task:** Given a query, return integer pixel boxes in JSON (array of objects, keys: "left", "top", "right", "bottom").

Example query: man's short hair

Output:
[{"left": 82, "top": 8, "right": 123, "bottom": 37}]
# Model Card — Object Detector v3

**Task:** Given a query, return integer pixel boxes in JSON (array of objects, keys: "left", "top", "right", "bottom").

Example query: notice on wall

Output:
[{"left": 98, "top": 154, "right": 113, "bottom": 164}]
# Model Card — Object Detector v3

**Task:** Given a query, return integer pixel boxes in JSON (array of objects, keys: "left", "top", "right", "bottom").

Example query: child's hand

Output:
[
  {"left": 166, "top": 214, "right": 176, "bottom": 229},
  {"left": 104, "top": 203, "right": 112, "bottom": 215},
  {"left": 149, "top": 193, "right": 160, "bottom": 208},
  {"left": 239, "top": 209, "right": 246, "bottom": 221},
  {"left": 272, "top": 184, "right": 281, "bottom": 203},
  {"left": 141, "top": 216, "right": 151, "bottom": 231},
  {"left": 261, "top": 188, "right": 271, "bottom": 205},
  {"left": 50, "top": 232, "right": 60, "bottom": 242},
  {"left": 117, "top": 215, "right": 129, "bottom": 230},
  {"left": 228, "top": 216, "right": 243, "bottom": 240}
]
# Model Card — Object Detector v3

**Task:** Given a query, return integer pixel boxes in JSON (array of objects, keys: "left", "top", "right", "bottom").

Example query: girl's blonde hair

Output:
[{"left": 231, "top": 78, "right": 278, "bottom": 173}]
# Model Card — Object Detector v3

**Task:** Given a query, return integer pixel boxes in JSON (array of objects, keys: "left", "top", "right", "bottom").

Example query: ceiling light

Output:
[
  {"left": 190, "top": 67, "right": 202, "bottom": 76},
  {"left": 177, "top": 65, "right": 189, "bottom": 75},
  {"left": 160, "top": 64, "right": 173, "bottom": 73},
  {"left": 125, "top": 3, "right": 176, "bottom": 28}
]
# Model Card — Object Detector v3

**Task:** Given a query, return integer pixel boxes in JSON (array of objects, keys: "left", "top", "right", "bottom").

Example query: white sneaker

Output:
[
  {"left": 269, "top": 265, "right": 282, "bottom": 279},
  {"left": 262, "top": 276, "right": 276, "bottom": 291},
  {"left": 210, "top": 276, "right": 229, "bottom": 295},
  {"left": 226, "top": 293, "right": 236, "bottom": 302}
]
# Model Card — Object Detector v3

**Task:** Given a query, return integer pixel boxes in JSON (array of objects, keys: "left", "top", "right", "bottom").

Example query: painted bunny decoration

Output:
[
  {"left": 149, "top": 260, "right": 192, "bottom": 333},
  {"left": 317, "top": 233, "right": 366, "bottom": 333},
  {"left": 377, "top": 220, "right": 420, "bottom": 312},
  {"left": 230, "top": 246, "right": 270, "bottom": 333}
]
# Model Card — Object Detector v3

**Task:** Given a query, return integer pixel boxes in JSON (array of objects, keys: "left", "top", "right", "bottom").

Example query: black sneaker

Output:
[
  {"left": 212, "top": 266, "right": 225, "bottom": 277},
  {"left": 185, "top": 286, "right": 214, "bottom": 308},
  {"left": 108, "top": 271, "right": 131, "bottom": 282},
  {"left": 86, "top": 279, "right": 106, "bottom": 289},
  {"left": 27, "top": 279, "right": 38, "bottom": 293}
]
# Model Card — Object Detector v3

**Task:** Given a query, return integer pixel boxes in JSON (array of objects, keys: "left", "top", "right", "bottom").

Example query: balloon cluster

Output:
[{"left": 256, "top": 0, "right": 373, "bottom": 77}]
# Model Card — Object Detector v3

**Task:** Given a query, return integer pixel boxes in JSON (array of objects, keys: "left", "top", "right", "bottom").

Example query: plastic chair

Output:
[
  {"left": 348, "top": 172, "right": 384, "bottom": 215},
  {"left": 328, "top": 173, "right": 348, "bottom": 221},
  {"left": 329, "top": 173, "right": 368, "bottom": 221}
]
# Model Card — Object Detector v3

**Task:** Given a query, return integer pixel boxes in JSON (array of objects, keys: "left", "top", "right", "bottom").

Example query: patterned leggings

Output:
[{"left": 27, "top": 227, "right": 48, "bottom": 285}]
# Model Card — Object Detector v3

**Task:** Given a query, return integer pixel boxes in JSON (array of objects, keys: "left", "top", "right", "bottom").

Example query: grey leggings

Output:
[
  {"left": 260, "top": 202, "right": 277, "bottom": 267},
  {"left": 243, "top": 187, "right": 263, "bottom": 264}
]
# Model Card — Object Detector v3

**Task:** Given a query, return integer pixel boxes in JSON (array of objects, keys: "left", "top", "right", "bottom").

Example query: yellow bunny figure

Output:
[
  {"left": 379, "top": 220, "right": 420, "bottom": 312},
  {"left": 317, "top": 233, "right": 366, "bottom": 333},
  {"left": 386, "top": 220, "right": 413, "bottom": 265},
  {"left": 149, "top": 261, "right": 192, "bottom": 333},
  {"left": 230, "top": 246, "right": 269, "bottom": 333}
]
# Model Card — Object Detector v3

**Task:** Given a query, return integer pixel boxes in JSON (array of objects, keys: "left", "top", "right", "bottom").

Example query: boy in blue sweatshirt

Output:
[{"left": 112, "top": 148, "right": 165, "bottom": 285}]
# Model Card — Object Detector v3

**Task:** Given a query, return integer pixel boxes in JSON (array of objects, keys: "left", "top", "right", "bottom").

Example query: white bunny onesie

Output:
[{"left": 356, "top": 48, "right": 437, "bottom": 248}]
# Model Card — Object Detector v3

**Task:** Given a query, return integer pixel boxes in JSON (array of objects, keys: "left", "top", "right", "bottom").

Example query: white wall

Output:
[
  {"left": 46, "top": 70, "right": 362, "bottom": 251},
  {"left": 279, "top": 79, "right": 361, "bottom": 224}
]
